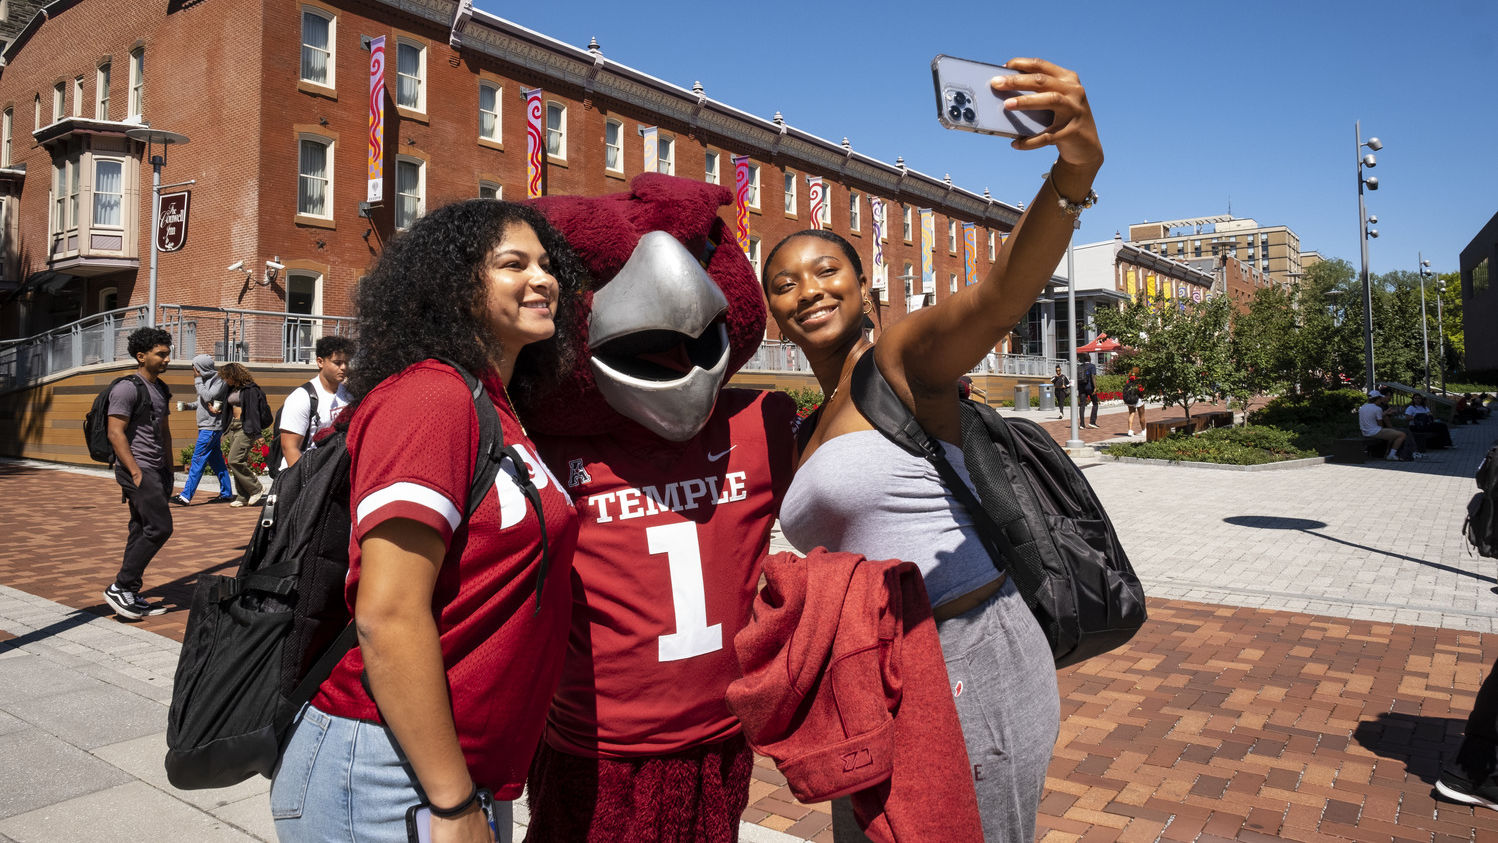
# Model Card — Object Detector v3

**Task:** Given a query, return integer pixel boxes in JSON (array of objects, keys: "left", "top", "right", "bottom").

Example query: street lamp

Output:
[
  {"left": 1418, "top": 255, "right": 1433, "bottom": 392},
  {"left": 1065, "top": 217, "right": 1083, "bottom": 451},
  {"left": 1354, "top": 121, "right": 1380, "bottom": 392},
  {"left": 125, "top": 126, "right": 192, "bottom": 328},
  {"left": 1436, "top": 278, "right": 1447, "bottom": 395}
]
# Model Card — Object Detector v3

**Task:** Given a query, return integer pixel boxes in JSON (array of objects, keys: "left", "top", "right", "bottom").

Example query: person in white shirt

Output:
[
  {"left": 278, "top": 335, "right": 354, "bottom": 471},
  {"left": 1359, "top": 389, "right": 1414, "bottom": 461}
]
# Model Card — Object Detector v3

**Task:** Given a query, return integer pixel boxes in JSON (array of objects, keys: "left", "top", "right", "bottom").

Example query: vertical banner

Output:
[
  {"left": 962, "top": 222, "right": 978, "bottom": 286},
  {"left": 523, "top": 87, "right": 544, "bottom": 199},
  {"left": 1126, "top": 269, "right": 1137, "bottom": 299},
  {"left": 807, "top": 176, "right": 825, "bottom": 230},
  {"left": 367, "top": 36, "right": 385, "bottom": 203},
  {"left": 919, "top": 209, "right": 935, "bottom": 295},
  {"left": 732, "top": 155, "right": 751, "bottom": 254},
  {"left": 869, "top": 197, "right": 886, "bottom": 285},
  {"left": 641, "top": 126, "right": 658, "bottom": 175}
]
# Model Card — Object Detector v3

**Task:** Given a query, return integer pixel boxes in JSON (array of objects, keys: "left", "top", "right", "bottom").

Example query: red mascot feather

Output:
[{"left": 516, "top": 174, "right": 799, "bottom": 842}]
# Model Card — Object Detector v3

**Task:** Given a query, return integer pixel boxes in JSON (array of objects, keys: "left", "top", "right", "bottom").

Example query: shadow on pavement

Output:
[
  {"left": 1224, "top": 515, "right": 1495, "bottom": 584},
  {"left": 0, "top": 609, "right": 95, "bottom": 652},
  {"left": 1352, "top": 711, "right": 1462, "bottom": 786}
]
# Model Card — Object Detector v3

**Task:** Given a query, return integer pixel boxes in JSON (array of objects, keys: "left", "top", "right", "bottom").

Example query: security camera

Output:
[
  {"left": 1366, "top": 137, "right": 1382, "bottom": 151},
  {"left": 226, "top": 260, "right": 244, "bottom": 272},
  {"left": 265, "top": 260, "right": 286, "bottom": 270}
]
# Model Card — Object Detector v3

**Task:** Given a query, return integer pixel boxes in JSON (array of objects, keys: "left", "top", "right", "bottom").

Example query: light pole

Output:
[
  {"left": 1065, "top": 217, "right": 1083, "bottom": 450},
  {"left": 125, "top": 127, "right": 191, "bottom": 328},
  {"left": 1435, "top": 278, "right": 1447, "bottom": 394},
  {"left": 1354, "top": 121, "right": 1381, "bottom": 392},
  {"left": 1418, "top": 255, "right": 1433, "bottom": 392}
]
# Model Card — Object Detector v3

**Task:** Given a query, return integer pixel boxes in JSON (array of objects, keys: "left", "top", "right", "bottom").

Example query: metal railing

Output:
[
  {"left": 0, "top": 305, "right": 356, "bottom": 392},
  {"left": 738, "top": 340, "right": 1061, "bottom": 378}
]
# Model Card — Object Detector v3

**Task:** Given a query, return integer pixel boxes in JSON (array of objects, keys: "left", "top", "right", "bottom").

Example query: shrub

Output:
[
  {"left": 784, "top": 386, "right": 824, "bottom": 418},
  {"left": 1248, "top": 388, "right": 1365, "bottom": 429},
  {"left": 177, "top": 428, "right": 275, "bottom": 475},
  {"left": 1103, "top": 424, "right": 1315, "bottom": 465},
  {"left": 1095, "top": 374, "right": 1125, "bottom": 394}
]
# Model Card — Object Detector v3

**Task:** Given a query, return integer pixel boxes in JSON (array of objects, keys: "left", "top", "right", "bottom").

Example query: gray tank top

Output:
[{"left": 780, "top": 430, "right": 1001, "bottom": 608}]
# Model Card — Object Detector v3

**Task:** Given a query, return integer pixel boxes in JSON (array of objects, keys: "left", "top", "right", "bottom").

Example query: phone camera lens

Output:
[
  {"left": 963, "top": 107, "right": 976, "bottom": 123},
  {"left": 952, "top": 92, "right": 968, "bottom": 106},
  {"left": 948, "top": 106, "right": 963, "bottom": 121}
]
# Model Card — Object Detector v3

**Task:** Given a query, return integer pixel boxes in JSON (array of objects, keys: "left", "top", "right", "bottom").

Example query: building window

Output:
[
  {"left": 300, "top": 8, "right": 334, "bottom": 87},
  {"left": 95, "top": 63, "right": 110, "bottom": 120},
  {"left": 902, "top": 262, "right": 914, "bottom": 295},
  {"left": 902, "top": 206, "right": 912, "bottom": 241},
  {"left": 849, "top": 192, "right": 861, "bottom": 232},
  {"left": 396, "top": 40, "right": 424, "bottom": 111},
  {"left": 395, "top": 157, "right": 423, "bottom": 229},
  {"left": 52, "top": 155, "right": 81, "bottom": 236},
  {"left": 704, "top": 151, "right": 719, "bottom": 185},
  {"left": 32, "top": 95, "right": 39, "bottom": 131},
  {"left": 297, "top": 137, "right": 332, "bottom": 217},
  {"left": 1, "top": 108, "right": 10, "bottom": 167},
  {"left": 604, "top": 119, "right": 623, "bottom": 172},
  {"left": 988, "top": 231, "right": 995, "bottom": 260},
  {"left": 655, "top": 135, "right": 674, "bottom": 175},
  {"left": 747, "top": 236, "right": 761, "bottom": 277},
  {"left": 783, "top": 171, "right": 796, "bottom": 215},
  {"left": 128, "top": 47, "right": 144, "bottom": 120},
  {"left": 478, "top": 180, "right": 501, "bottom": 199},
  {"left": 949, "top": 273, "right": 958, "bottom": 294},
  {"left": 545, "top": 102, "right": 566, "bottom": 159},
  {"left": 478, "top": 82, "right": 500, "bottom": 142},
  {"left": 99, "top": 287, "right": 119, "bottom": 312},
  {"left": 93, "top": 158, "right": 123, "bottom": 226},
  {"left": 72, "top": 77, "right": 83, "bottom": 116},
  {"left": 744, "top": 163, "right": 760, "bottom": 209},
  {"left": 948, "top": 220, "right": 957, "bottom": 253},
  {"left": 817, "top": 184, "right": 831, "bottom": 226},
  {"left": 52, "top": 82, "right": 64, "bottom": 121}
]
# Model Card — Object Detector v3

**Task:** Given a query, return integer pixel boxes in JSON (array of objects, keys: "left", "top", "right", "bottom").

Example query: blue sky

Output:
[{"left": 480, "top": 0, "right": 1496, "bottom": 279}]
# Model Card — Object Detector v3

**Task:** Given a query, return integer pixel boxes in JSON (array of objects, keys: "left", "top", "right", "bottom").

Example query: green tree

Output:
[
  {"left": 1093, "top": 293, "right": 1234, "bottom": 420},
  {"left": 1228, "top": 284, "right": 1295, "bottom": 414},
  {"left": 1436, "top": 270, "right": 1464, "bottom": 377},
  {"left": 1291, "top": 258, "right": 1361, "bottom": 392}
]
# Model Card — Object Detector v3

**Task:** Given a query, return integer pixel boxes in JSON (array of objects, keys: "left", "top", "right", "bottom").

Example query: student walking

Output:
[
  {"left": 103, "top": 327, "right": 176, "bottom": 621},
  {"left": 1078, "top": 353, "right": 1100, "bottom": 429},
  {"left": 276, "top": 336, "right": 353, "bottom": 471},
  {"left": 1052, "top": 364, "right": 1071, "bottom": 420},
  {"left": 217, "top": 363, "right": 272, "bottom": 507},
  {"left": 171, "top": 354, "right": 233, "bottom": 505}
]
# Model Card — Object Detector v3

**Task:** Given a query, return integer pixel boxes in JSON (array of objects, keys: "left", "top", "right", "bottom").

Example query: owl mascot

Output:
[{"left": 517, "top": 174, "right": 799, "bottom": 841}]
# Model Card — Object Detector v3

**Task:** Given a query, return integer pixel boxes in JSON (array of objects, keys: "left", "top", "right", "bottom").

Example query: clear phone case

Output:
[{"left": 931, "top": 55, "right": 1054, "bottom": 139}]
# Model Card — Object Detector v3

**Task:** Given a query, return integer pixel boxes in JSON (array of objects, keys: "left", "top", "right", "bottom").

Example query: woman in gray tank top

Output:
[{"left": 762, "top": 57, "right": 1103, "bottom": 842}]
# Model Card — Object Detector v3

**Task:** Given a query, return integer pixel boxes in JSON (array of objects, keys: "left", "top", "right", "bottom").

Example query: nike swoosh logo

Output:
[{"left": 707, "top": 445, "right": 736, "bottom": 462}]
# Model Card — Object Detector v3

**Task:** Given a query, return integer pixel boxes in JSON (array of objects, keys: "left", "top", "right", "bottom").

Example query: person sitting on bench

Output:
[
  {"left": 1360, "top": 390, "right": 1418, "bottom": 461},
  {"left": 1402, "top": 392, "right": 1452, "bottom": 449}
]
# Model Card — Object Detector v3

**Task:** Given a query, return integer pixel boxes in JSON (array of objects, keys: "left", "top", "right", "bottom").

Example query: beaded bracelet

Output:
[{"left": 1047, "top": 169, "right": 1098, "bottom": 217}]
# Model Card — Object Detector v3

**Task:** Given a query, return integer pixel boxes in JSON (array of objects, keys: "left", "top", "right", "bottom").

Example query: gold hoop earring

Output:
[{"left": 862, "top": 297, "right": 874, "bottom": 314}]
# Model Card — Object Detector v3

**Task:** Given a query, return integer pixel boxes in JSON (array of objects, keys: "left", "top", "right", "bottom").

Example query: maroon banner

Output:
[{"left": 157, "top": 191, "right": 190, "bottom": 252}]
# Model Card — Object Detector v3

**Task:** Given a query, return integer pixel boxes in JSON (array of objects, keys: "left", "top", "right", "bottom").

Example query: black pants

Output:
[
  {"left": 1080, "top": 390, "right": 1099, "bottom": 425},
  {"left": 115, "top": 464, "right": 174, "bottom": 592}
]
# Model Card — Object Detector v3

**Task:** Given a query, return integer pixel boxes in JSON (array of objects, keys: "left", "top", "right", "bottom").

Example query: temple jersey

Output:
[{"left": 532, "top": 389, "right": 798, "bottom": 758}]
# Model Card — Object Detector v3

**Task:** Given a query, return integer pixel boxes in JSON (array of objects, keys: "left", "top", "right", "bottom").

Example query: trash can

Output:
[
  {"left": 1037, "top": 383, "right": 1055, "bottom": 412},
  {"left": 1013, "top": 384, "right": 1031, "bottom": 410}
]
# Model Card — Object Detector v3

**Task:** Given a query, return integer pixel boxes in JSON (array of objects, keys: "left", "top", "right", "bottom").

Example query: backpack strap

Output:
[
  {"left": 848, "top": 353, "right": 1021, "bottom": 572},
  {"left": 300, "top": 382, "right": 319, "bottom": 439}
]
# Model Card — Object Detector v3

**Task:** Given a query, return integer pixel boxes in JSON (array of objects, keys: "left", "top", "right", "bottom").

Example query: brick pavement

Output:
[{"left": 8, "top": 435, "right": 1498, "bottom": 840}]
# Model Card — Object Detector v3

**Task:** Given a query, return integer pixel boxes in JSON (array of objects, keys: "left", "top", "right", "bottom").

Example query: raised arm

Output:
[{"left": 877, "top": 57, "right": 1102, "bottom": 399}]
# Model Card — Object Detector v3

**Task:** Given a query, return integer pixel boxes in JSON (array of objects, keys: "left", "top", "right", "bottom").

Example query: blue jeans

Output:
[
  {"left": 272, "top": 705, "right": 512, "bottom": 842},
  {"left": 180, "top": 429, "right": 232, "bottom": 500}
]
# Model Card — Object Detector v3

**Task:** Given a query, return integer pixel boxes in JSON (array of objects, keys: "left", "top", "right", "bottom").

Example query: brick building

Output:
[
  {"left": 1055, "top": 233, "right": 1216, "bottom": 352},
  {"left": 1129, "top": 215, "right": 1305, "bottom": 289},
  {"left": 0, "top": 0, "right": 1023, "bottom": 360}
]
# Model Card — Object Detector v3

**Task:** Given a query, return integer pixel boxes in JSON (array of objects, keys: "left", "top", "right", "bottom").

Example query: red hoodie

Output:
[{"left": 726, "top": 549, "right": 982, "bottom": 842}]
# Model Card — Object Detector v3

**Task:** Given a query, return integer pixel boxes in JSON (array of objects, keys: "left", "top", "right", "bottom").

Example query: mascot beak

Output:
[{"left": 588, "top": 230, "right": 731, "bottom": 442}]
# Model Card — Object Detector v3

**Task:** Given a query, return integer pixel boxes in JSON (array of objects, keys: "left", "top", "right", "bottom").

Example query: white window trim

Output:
[
  {"left": 988, "top": 231, "right": 996, "bottom": 261},
  {"left": 128, "top": 48, "right": 144, "bottom": 122},
  {"left": 704, "top": 151, "right": 719, "bottom": 185},
  {"left": 1, "top": 108, "right": 11, "bottom": 167},
  {"left": 849, "top": 192, "right": 861, "bottom": 232},
  {"left": 394, "top": 155, "right": 425, "bottom": 229},
  {"left": 72, "top": 77, "right": 83, "bottom": 117},
  {"left": 52, "top": 82, "right": 64, "bottom": 122},
  {"left": 747, "top": 236, "right": 761, "bottom": 278},
  {"left": 300, "top": 6, "right": 336, "bottom": 89},
  {"left": 948, "top": 220, "right": 957, "bottom": 253},
  {"left": 478, "top": 180, "right": 502, "bottom": 199},
  {"left": 91, "top": 156, "right": 126, "bottom": 229},
  {"left": 603, "top": 118, "right": 623, "bottom": 173},
  {"left": 95, "top": 63, "right": 110, "bottom": 120},
  {"left": 296, "top": 134, "right": 334, "bottom": 219},
  {"left": 286, "top": 271, "right": 325, "bottom": 316},
  {"left": 478, "top": 81, "right": 501, "bottom": 143},
  {"left": 655, "top": 135, "right": 674, "bottom": 176},
  {"left": 545, "top": 101, "right": 567, "bottom": 161},
  {"left": 902, "top": 206, "right": 912, "bottom": 241},
  {"left": 394, "top": 38, "right": 426, "bottom": 113},
  {"left": 784, "top": 171, "right": 796, "bottom": 215},
  {"left": 949, "top": 273, "right": 958, "bottom": 294},
  {"left": 745, "top": 163, "right": 760, "bottom": 210},
  {"left": 98, "top": 286, "right": 119, "bottom": 313},
  {"left": 816, "top": 182, "right": 831, "bottom": 226}
]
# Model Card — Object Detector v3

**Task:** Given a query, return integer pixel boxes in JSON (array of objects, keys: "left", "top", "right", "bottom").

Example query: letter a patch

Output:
[{"left": 567, "top": 458, "right": 592, "bottom": 489}]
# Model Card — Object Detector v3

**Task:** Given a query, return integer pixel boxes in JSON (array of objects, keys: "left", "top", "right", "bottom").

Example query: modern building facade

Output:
[
  {"left": 1129, "top": 215, "right": 1304, "bottom": 288},
  {"left": 1460, "top": 210, "right": 1497, "bottom": 375},
  {"left": 0, "top": 0, "right": 1024, "bottom": 367}
]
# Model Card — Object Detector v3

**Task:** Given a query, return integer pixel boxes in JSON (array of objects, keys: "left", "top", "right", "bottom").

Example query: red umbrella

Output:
[{"left": 1076, "top": 332, "right": 1122, "bottom": 353}]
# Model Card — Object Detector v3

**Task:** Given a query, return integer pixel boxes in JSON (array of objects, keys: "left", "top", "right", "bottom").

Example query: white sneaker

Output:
[
  {"left": 247, "top": 491, "right": 265, "bottom": 506},
  {"left": 1385, "top": 452, "right": 1400, "bottom": 461},
  {"left": 229, "top": 499, "right": 246, "bottom": 507},
  {"left": 1127, "top": 430, "right": 1135, "bottom": 436}
]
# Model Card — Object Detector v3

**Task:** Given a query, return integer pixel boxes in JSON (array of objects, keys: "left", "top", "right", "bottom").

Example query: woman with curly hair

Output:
[
  {"left": 215, "top": 362, "right": 272, "bottom": 506},
  {"left": 271, "top": 200, "right": 584, "bottom": 843}
]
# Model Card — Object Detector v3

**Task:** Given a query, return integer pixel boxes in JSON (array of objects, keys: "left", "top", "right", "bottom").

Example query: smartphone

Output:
[
  {"left": 405, "top": 789, "right": 499, "bottom": 843},
  {"left": 931, "top": 55, "right": 1055, "bottom": 138}
]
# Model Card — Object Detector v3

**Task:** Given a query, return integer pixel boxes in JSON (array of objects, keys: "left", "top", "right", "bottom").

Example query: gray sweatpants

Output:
[{"left": 832, "top": 577, "right": 1059, "bottom": 841}]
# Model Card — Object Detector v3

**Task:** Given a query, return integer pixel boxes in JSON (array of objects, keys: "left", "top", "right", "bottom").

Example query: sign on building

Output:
[{"left": 157, "top": 191, "right": 190, "bottom": 252}]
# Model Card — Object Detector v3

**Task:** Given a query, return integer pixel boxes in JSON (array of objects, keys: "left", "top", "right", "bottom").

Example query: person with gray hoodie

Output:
[{"left": 170, "top": 354, "right": 234, "bottom": 505}]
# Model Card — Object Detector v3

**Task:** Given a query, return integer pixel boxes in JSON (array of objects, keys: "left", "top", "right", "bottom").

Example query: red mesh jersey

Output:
[
  {"left": 532, "top": 389, "right": 798, "bottom": 758},
  {"left": 311, "top": 361, "right": 580, "bottom": 800}
]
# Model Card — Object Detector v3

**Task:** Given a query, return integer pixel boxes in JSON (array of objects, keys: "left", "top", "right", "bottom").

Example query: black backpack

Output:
[
  {"left": 265, "top": 382, "right": 318, "bottom": 479},
  {"left": 1466, "top": 443, "right": 1498, "bottom": 559},
  {"left": 164, "top": 360, "right": 551, "bottom": 789},
  {"left": 84, "top": 374, "right": 151, "bottom": 463},
  {"left": 851, "top": 354, "right": 1147, "bottom": 668}
]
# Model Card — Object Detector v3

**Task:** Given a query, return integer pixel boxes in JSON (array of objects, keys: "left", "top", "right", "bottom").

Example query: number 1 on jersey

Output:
[{"left": 647, "top": 522, "right": 723, "bottom": 662}]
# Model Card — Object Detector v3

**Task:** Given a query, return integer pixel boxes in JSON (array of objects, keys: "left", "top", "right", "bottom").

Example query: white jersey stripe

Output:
[{"left": 355, "top": 481, "right": 462, "bottom": 533}]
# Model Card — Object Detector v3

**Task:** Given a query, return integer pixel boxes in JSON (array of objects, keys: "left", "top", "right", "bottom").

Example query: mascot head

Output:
[{"left": 519, "top": 174, "right": 765, "bottom": 442}]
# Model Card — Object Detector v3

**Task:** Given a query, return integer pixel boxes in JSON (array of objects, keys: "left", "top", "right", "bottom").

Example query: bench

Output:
[
  {"left": 1145, "top": 418, "right": 1196, "bottom": 442},
  {"left": 1329, "top": 437, "right": 1390, "bottom": 464},
  {"left": 1197, "top": 410, "right": 1235, "bottom": 429}
]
